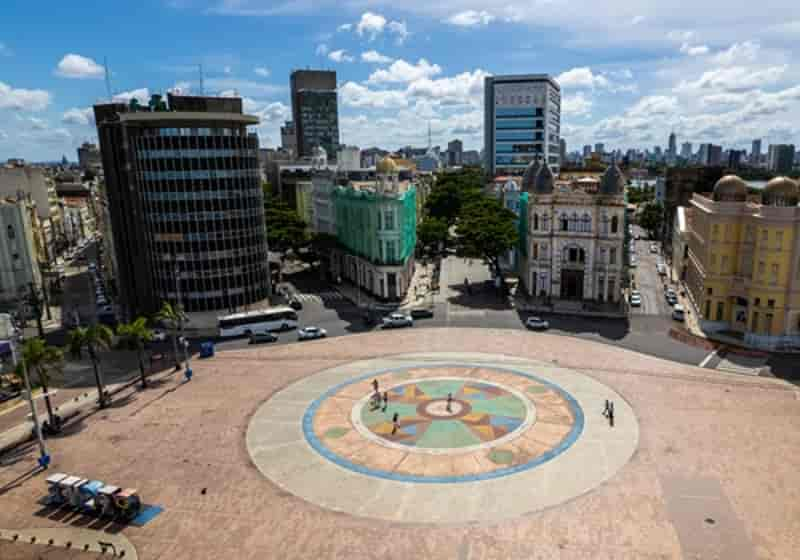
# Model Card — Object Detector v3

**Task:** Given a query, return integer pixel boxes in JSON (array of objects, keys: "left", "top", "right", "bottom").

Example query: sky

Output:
[{"left": 1, "top": 0, "right": 800, "bottom": 161}]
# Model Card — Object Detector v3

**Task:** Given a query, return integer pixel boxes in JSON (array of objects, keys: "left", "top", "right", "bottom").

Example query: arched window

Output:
[
  {"left": 533, "top": 213, "right": 539, "bottom": 230},
  {"left": 571, "top": 212, "right": 578, "bottom": 232},
  {"left": 561, "top": 214, "right": 569, "bottom": 231},
  {"left": 532, "top": 243, "right": 539, "bottom": 259},
  {"left": 542, "top": 214, "right": 549, "bottom": 231},
  {"left": 601, "top": 215, "right": 609, "bottom": 234},
  {"left": 579, "top": 248, "right": 586, "bottom": 263},
  {"left": 611, "top": 215, "right": 619, "bottom": 234},
  {"left": 582, "top": 213, "right": 591, "bottom": 232}
]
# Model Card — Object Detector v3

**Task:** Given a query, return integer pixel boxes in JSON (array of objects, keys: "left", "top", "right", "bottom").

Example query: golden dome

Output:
[
  {"left": 763, "top": 176, "right": 799, "bottom": 206},
  {"left": 376, "top": 156, "right": 398, "bottom": 174},
  {"left": 712, "top": 175, "right": 747, "bottom": 202}
]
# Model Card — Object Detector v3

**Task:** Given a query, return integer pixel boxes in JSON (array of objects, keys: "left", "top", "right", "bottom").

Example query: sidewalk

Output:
[{"left": 334, "top": 262, "right": 436, "bottom": 312}]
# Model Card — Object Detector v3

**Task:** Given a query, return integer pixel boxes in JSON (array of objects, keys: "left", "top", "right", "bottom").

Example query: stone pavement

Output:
[{"left": 0, "top": 329, "right": 798, "bottom": 560}]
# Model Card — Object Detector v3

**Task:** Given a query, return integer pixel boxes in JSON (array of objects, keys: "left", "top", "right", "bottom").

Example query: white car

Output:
[
  {"left": 650, "top": 243, "right": 659, "bottom": 254},
  {"left": 151, "top": 329, "right": 167, "bottom": 342},
  {"left": 629, "top": 292, "right": 642, "bottom": 307},
  {"left": 298, "top": 326, "right": 327, "bottom": 341},
  {"left": 381, "top": 313, "right": 413, "bottom": 329},
  {"left": 525, "top": 316, "right": 549, "bottom": 330}
]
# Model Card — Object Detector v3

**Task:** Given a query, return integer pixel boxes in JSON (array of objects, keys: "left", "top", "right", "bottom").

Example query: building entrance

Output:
[{"left": 560, "top": 270, "right": 584, "bottom": 300}]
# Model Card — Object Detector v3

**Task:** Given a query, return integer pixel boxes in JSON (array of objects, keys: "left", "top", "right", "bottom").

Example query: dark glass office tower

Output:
[
  {"left": 290, "top": 70, "right": 340, "bottom": 161},
  {"left": 94, "top": 93, "right": 270, "bottom": 318}
]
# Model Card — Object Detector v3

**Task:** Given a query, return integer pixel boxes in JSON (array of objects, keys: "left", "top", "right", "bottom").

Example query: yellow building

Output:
[{"left": 685, "top": 175, "right": 800, "bottom": 350}]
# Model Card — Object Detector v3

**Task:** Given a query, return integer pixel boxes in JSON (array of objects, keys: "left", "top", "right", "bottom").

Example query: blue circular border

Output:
[{"left": 302, "top": 363, "right": 585, "bottom": 484}]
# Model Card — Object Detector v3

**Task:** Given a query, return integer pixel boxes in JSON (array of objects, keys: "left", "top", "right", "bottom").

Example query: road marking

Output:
[{"left": 698, "top": 350, "right": 718, "bottom": 368}]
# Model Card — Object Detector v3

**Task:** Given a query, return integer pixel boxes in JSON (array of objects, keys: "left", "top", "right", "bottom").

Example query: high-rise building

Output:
[
  {"left": 483, "top": 74, "right": 561, "bottom": 177},
  {"left": 447, "top": 139, "right": 463, "bottom": 166},
  {"left": 0, "top": 201, "right": 42, "bottom": 306},
  {"left": 583, "top": 145, "right": 591, "bottom": 158},
  {"left": 768, "top": 144, "right": 796, "bottom": 174},
  {"left": 77, "top": 142, "right": 101, "bottom": 171},
  {"left": 559, "top": 138, "right": 567, "bottom": 165},
  {"left": 751, "top": 139, "right": 762, "bottom": 164},
  {"left": 290, "top": 70, "right": 340, "bottom": 161},
  {"left": 668, "top": 132, "right": 677, "bottom": 158},
  {"left": 93, "top": 93, "right": 270, "bottom": 318},
  {"left": 727, "top": 149, "right": 745, "bottom": 169},
  {"left": 280, "top": 120, "right": 297, "bottom": 157},
  {"left": 594, "top": 143, "right": 605, "bottom": 155},
  {"left": 680, "top": 142, "right": 693, "bottom": 160}
]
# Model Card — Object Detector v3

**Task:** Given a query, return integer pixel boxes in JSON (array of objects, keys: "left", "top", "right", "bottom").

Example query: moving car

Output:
[
  {"left": 656, "top": 263, "right": 667, "bottom": 276},
  {"left": 249, "top": 332, "right": 278, "bottom": 344},
  {"left": 665, "top": 289, "right": 678, "bottom": 306},
  {"left": 0, "top": 389, "right": 21, "bottom": 403},
  {"left": 381, "top": 313, "right": 413, "bottom": 328},
  {"left": 409, "top": 308, "right": 434, "bottom": 319},
  {"left": 629, "top": 291, "right": 642, "bottom": 307},
  {"left": 672, "top": 305, "right": 686, "bottom": 321},
  {"left": 525, "top": 316, "right": 549, "bottom": 330},
  {"left": 298, "top": 326, "right": 327, "bottom": 341},
  {"left": 650, "top": 243, "right": 659, "bottom": 254},
  {"left": 151, "top": 329, "right": 167, "bottom": 342},
  {"left": 288, "top": 298, "right": 303, "bottom": 311}
]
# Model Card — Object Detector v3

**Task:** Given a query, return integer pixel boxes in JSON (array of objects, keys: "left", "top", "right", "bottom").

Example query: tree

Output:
[
  {"left": 117, "top": 317, "right": 153, "bottom": 389},
  {"left": 639, "top": 201, "right": 665, "bottom": 239},
  {"left": 264, "top": 194, "right": 308, "bottom": 281},
  {"left": 18, "top": 338, "right": 63, "bottom": 432},
  {"left": 424, "top": 171, "right": 484, "bottom": 225},
  {"left": 154, "top": 302, "right": 185, "bottom": 370},
  {"left": 66, "top": 324, "right": 114, "bottom": 408},
  {"left": 455, "top": 198, "right": 519, "bottom": 286},
  {"left": 417, "top": 217, "right": 449, "bottom": 255}
]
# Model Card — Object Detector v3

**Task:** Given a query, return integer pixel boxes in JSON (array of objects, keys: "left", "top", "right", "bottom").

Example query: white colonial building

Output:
[{"left": 520, "top": 160, "right": 627, "bottom": 304}]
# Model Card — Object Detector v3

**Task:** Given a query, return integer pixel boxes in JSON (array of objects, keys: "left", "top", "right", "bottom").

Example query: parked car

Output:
[
  {"left": 657, "top": 263, "right": 667, "bottom": 276},
  {"left": 665, "top": 289, "right": 678, "bottom": 305},
  {"left": 288, "top": 298, "right": 303, "bottom": 311},
  {"left": 96, "top": 297, "right": 108, "bottom": 306},
  {"left": 88, "top": 263, "right": 96, "bottom": 271},
  {"left": 629, "top": 291, "right": 642, "bottom": 307},
  {"left": 0, "top": 389, "right": 21, "bottom": 403},
  {"left": 151, "top": 329, "right": 167, "bottom": 342},
  {"left": 525, "top": 316, "right": 549, "bottom": 330},
  {"left": 409, "top": 308, "right": 434, "bottom": 319},
  {"left": 97, "top": 305, "right": 114, "bottom": 314},
  {"left": 249, "top": 332, "right": 278, "bottom": 344},
  {"left": 381, "top": 313, "right": 414, "bottom": 328},
  {"left": 298, "top": 326, "right": 327, "bottom": 341},
  {"left": 650, "top": 243, "right": 659, "bottom": 254},
  {"left": 672, "top": 305, "right": 686, "bottom": 321}
]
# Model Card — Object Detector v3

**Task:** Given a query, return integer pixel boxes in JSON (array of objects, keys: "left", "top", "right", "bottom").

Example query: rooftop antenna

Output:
[
  {"left": 199, "top": 64, "right": 204, "bottom": 96},
  {"left": 104, "top": 57, "right": 113, "bottom": 102}
]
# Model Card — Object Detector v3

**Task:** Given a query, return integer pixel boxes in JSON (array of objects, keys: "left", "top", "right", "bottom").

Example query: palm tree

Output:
[
  {"left": 66, "top": 324, "right": 114, "bottom": 408},
  {"left": 154, "top": 302, "right": 184, "bottom": 370},
  {"left": 18, "top": 338, "right": 63, "bottom": 433},
  {"left": 116, "top": 317, "right": 153, "bottom": 389}
]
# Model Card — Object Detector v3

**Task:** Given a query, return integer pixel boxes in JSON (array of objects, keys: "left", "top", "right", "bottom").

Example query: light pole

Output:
[
  {"left": 12, "top": 289, "right": 50, "bottom": 469},
  {"left": 174, "top": 264, "right": 192, "bottom": 380}
]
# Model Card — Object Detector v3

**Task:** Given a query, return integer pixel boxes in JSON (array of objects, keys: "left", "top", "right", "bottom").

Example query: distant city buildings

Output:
[
  {"left": 680, "top": 142, "right": 693, "bottom": 160},
  {"left": 77, "top": 142, "right": 101, "bottom": 172},
  {"left": 768, "top": 144, "right": 796, "bottom": 174},
  {"left": 447, "top": 139, "right": 463, "bottom": 167},
  {"left": 559, "top": 138, "right": 567, "bottom": 165},
  {"left": 594, "top": 143, "right": 605, "bottom": 155},
  {"left": 280, "top": 120, "right": 297, "bottom": 157},
  {"left": 337, "top": 145, "right": 361, "bottom": 171},
  {"left": 290, "top": 70, "right": 340, "bottom": 162},
  {"left": 484, "top": 74, "right": 561, "bottom": 177},
  {"left": 751, "top": 139, "right": 762, "bottom": 165},
  {"left": 93, "top": 93, "right": 270, "bottom": 318},
  {"left": 667, "top": 132, "right": 677, "bottom": 160}
]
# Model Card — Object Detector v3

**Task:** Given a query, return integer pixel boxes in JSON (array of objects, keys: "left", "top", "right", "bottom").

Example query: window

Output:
[
  {"left": 561, "top": 214, "right": 568, "bottom": 231},
  {"left": 761, "top": 229, "right": 768, "bottom": 242},
  {"left": 770, "top": 264, "right": 779, "bottom": 284},
  {"left": 542, "top": 214, "right": 549, "bottom": 231},
  {"left": 611, "top": 215, "right": 619, "bottom": 234},
  {"left": 533, "top": 243, "right": 538, "bottom": 259},
  {"left": 752, "top": 311, "right": 759, "bottom": 332},
  {"left": 609, "top": 248, "right": 617, "bottom": 265},
  {"left": 533, "top": 213, "right": 539, "bottom": 230},
  {"left": 384, "top": 210, "right": 394, "bottom": 230},
  {"left": 571, "top": 212, "right": 578, "bottom": 232},
  {"left": 745, "top": 225, "right": 754, "bottom": 242},
  {"left": 385, "top": 240, "right": 396, "bottom": 262},
  {"left": 601, "top": 215, "right": 609, "bottom": 234},
  {"left": 6, "top": 225, "right": 14, "bottom": 240},
  {"left": 754, "top": 297, "right": 761, "bottom": 307},
  {"left": 377, "top": 211, "right": 382, "bottom": 230},
  {"left": 710, "top": 253, "right": 717, "bottom": 267},
  {"left": 716, "top": 301, "right": 724, "bottom": 321},
  {"left": 712, "top": 224, "right": 720, "bottom": 240},
  {"left": 776, "top": 231, "right": 783, "bottom": 250},
  {"left": 582, "top": 214, "right": 591, "bottom": 232},
  {"left": 765, "top": 313, "right": 774, "bottom": 334},
  {"left": 721, "top": 255, "right": 729, "bottom": 273},
  {"left": 767, "top": 299, "right": 775, "bottom": 308},
  {"left": 758, "top": 261, "right": 765, "bottom": 278},
  {"left": 705, "top": 300, "right": 711, "bottom": 320}
]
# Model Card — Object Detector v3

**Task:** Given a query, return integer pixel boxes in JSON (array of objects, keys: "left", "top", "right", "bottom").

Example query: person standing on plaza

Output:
[
  {"left": 391, "top": 412, "right": 400, "bottom": 435},
  {"left": 382, "top": 391, "right": 388, "bottom": 412}
]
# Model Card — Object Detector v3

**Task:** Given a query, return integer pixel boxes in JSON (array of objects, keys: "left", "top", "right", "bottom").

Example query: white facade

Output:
[
  {"left": 525, "top": 185, "right": 626, "bottom": 303},
  {"left": 0, "top": 166, "right": 51, "bottom": 221},
  {"left": 0, "top": 202, "right": 42, "bottom": 305},
  {"left": 671, "top": 206, "right": 689, "bottom": 283},
  {"left": 337, "top": 146, "right": 361, "bottom": 171}
]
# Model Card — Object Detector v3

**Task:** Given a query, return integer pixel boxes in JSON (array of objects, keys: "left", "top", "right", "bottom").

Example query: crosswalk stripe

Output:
[{"left": 292, "top": 291, "right": 345, "bottom": 302}]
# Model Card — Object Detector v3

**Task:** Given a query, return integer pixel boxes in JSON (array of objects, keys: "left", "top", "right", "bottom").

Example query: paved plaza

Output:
[{"left": 1, "top": 328, "right": 799, "bottom": 559}]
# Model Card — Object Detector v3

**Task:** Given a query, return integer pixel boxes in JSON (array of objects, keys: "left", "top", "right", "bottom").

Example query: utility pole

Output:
[
  {"left": 174, "top": 264, "right": 192, "bottom": 379},
  {"left": 12, "top": 290, "right": 50, "bottom": 469}
]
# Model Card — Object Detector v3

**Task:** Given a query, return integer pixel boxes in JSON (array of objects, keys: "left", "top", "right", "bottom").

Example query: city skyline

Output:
[{"left": 1, "top": 1, "right": 800, "bottom": 160}]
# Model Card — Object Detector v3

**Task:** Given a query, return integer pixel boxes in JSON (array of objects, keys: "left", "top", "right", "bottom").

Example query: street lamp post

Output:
[{"left": 174, "top": 264, "right": 192, "bottom": 380}]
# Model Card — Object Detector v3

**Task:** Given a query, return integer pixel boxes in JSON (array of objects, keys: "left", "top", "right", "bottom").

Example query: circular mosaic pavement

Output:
[{"left": 247, "top": 353, "right": 638, "bottom": 523}]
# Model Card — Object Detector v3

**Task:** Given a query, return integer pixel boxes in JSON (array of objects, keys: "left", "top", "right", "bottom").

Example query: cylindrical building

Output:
[{"left": 94, "top": 93, "right": 270, "bottom": 317}]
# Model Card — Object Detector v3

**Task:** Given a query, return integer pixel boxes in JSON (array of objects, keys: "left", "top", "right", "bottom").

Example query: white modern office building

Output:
[{"left": 484, "top": 74, "right": 561, "bottom": 178}]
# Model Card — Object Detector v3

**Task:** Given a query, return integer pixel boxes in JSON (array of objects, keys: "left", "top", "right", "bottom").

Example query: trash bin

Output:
[{"left": 200, "top": 341, "right": 214, "bottom": 358}]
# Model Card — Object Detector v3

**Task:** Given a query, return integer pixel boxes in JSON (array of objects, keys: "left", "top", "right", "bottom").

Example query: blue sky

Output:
[{"left": 2, "top": 0, "right": 800, "bottom": 161}]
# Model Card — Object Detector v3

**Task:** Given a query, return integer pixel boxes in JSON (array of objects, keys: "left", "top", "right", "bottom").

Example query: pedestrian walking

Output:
[
  {"left": 391, "top": 412, "right": 400, "bottom": 435},
  {"left": 603, "top": 399, "right": 610, "bottom": 417},
  {"left": 446, "top": 392, "right": 453, "bottom": 413},
  {"left": 372, "top": 379, "right": 379, "bottom": 393},
  {"left": 382, "top": 391, "right": 388, "bottom": 412},
  {"left": 608, "top": 401, "right": 615, "bottom": 427}
]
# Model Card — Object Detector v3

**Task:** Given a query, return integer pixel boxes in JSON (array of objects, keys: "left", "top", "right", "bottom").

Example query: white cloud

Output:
[
  {"left": 337, "top": 23, "right": 352, "bottom": 32},
  {"left": 167, "top": 81, "right": 192, "bottom": 95},
  {"left": 361, "top": 50, "right": 393, "bottom": 64},
  {"left": 712, "top": 41, "right": 760, "bottom": 65},
  {"left": 27, "top": 117, "right": 48, "bottom": 131},
  {"left": 55, "top": 53, "right": 104, "bottom": 79},
  {"left": 254, "top": 67, "right": 271, "bottom": 77},
  {"left": 556, "top": 67, "right": 610, "bottom": 89},
  {"left": 626, "top": 95, "right": 678, "bottom": 118},
  {"left": 677, "top": 65, "right": 788, "bottom": 93},
  {"left": 112, "top": 88, "right": 151, "bottom": 104},
  {"left": 368, "top": 59, "right": 442, "bottom": 84},
  {"left": 328, "top": 49, "right": 354, "bottom": 63},
  {"left": 356, "top": 12, "right": 387, "bottom": 40},
  {"left": 562, "top": 93, "right": 593, "bottom": 117},
  {"left": 205, "top": 78, "right": 283, "bottom": 96},
  {"left": 680, "top": 43, "right": 710, "bottom": 56},
  {"left": 62, "top": 107, "right": 94, "bottom": 126},
  {"left": 667, "top": 30, "right": 695, "bottom": 42},
  {"left": 445, "top": 10, "right": 495, "bottom": 27},
  {"left": 406, "top": 69, "right": 489, "bottom": 106},
  {"left": 340, "top": 82, "right": 408, "bottom": 109},
  {"left": 387, "top": 21, "right": 409, "bottom": 44},
  {"left": 315, "top": 44, "right": 329, "bottom": 56},
  {"left": 0, "top": 81, "right": 51, "bottom": 111},
  {"left": 630, "top": 15, "right": 645, "bottom": 25}
]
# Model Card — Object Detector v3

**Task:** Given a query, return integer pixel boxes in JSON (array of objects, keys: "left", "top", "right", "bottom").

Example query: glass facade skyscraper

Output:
[
  {"left": 290, "top": 70, "right": 340, "bottom": 161},
  {"left": 484, "top": 74, "right": 561, "bottom": 177}
]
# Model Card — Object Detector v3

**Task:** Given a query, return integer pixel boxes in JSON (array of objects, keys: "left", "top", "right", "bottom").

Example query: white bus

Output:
[{"left": 217, "top": 306, "right": 298, "bottom": 338}]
